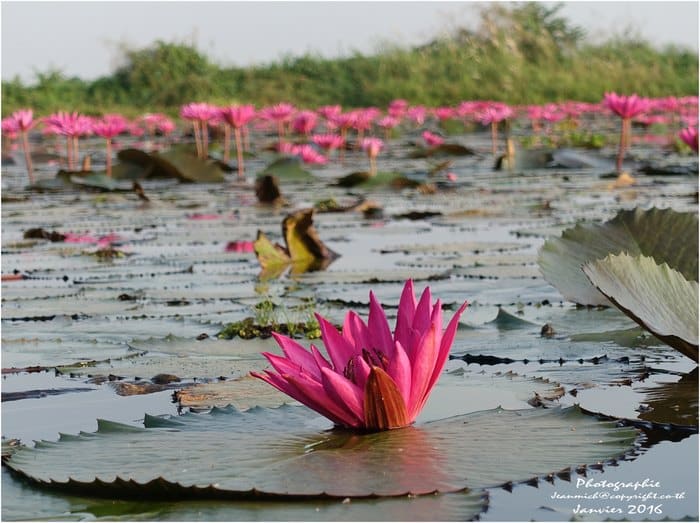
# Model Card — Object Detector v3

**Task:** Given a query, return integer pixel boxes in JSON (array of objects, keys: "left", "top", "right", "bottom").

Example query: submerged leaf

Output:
[
  {"left": 538, "top": 207, "right": 698, "bottom": 305},
  {"left": 583, "top": 253, "right": 698, "bottom": 361}
]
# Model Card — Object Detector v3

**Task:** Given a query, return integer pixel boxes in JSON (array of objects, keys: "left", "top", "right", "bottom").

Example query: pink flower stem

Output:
[
  {"left": 277, "top": 121, "right": 285, "bottom": 146},
  {"left": 65, "top": 136, "right": 73, "bottom": 171},
  {"left": 192, "top": 121, "right": 202, "bottom": 158},
  {"left": 242, "top": 126, "right": 250, "bottom": 152},
  {"left": 491, "top": 122, "right": 498, "bottom": 156},
  {"left": 201, "top": 120, "right": 209, "bottom": 158},
  {"left": 20, "top": 130, "right": 34, "bottom": 184},
  {"left": 340, "top": 128, "right": 347, "bottom": 164},
  {"left": 369, "top": 156, "right": 377, "bottom": 177},
  {"left": 73, "top": 137, "right": 80, "bottom": 170},
  {"left": 234, "top": 127, "right": 245, "bottom": 180},
  {"left": 616, "top": 118, "right": 630, "bottom": 174},
  {"left": 223, "top": 124, "right": 231, "bottom": 163},
  {"left": 105, "top": 138, "right": 113, "bottom": 177}
]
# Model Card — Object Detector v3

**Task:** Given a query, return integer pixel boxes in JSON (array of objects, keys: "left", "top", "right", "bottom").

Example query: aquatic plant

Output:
[
  {"left": 360, "top": 137, "right": 384, "bottom": 177},
  {"left": 603, "top": 92, "right": 651, "bottom": 173},
  {"left": 252, "top": 280, "right": 468, "bottom": 431},
  {"left": 10, "top": 109, "right": 34, "bottom": 183}
]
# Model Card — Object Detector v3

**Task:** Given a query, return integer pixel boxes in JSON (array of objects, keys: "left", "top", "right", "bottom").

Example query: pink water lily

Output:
[
  {"left": 252, "top": 280, "right": 468, "bottom": 431},
  {"left": 679, "top": 126, "right": 698, "bottom": 152}
]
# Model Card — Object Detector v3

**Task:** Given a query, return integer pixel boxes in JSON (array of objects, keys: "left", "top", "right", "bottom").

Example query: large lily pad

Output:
[
  {"left": 583, "top": 253, "right": 699, "bottom": 361},
  {"left": 259, "top": 157, "right": 314, "bottom": 181},
  {"left": 113, "top": 148, "right": 226, "bottom": 183},
  {"left": 538, "top": 207, "right": 698, "bottom": 305},
  {"left": 4, "top": 405, "right": 637, "bottom": 499},
  {"left": 0, "top": 467, "right": 488, "bottom": 521}
]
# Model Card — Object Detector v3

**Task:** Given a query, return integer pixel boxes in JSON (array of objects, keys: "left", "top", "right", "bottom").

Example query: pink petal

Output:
[
  {"left": 250, "top": 370, "right": 296, "bottom": 398},
  {"left": 286, "top": 373, "right": 360, "bottom": 428},
  {"left": 271, "top": 332, "right": 320, "bottom": 379},
  {"left": 425, "top": 301, "right": 469, "bottom": 396},
  {"left": 394, "top": 279, "right": 417, "bottom": 349},
  {"left": 347, "top": 353, "right": 372, "bottom": 390},
  {"left": 316, "top": 313, "right": 357, "bottom": 371},
  {"left": 408, "top": 286, "right": 433, "bottom": 359},
  {"left": 407, "top": 322, "right": 440, "bottom": 419},
  {"left": 342, "top": 311, "right": 371, "bottom": 350},
  {"left": 368, "top": 291, "right": 395, "bottom": 359},
  {"left": 320, "top": 367, "right": 365, "bottom": 423},
  {"left": 387, "top": 340, "right": 412, "bottom": 403},
  {"left": 310, "top": 345, "right": 332, "bottom": 371},
  {"left": 262, "top": 352, "right": 305, "bottom": 379}
]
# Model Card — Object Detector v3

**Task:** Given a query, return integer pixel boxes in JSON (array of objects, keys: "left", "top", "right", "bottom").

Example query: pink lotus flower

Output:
[
  {"left": 603, "top": 92, "right": 651, "bottom": 120},
  {"left": 360, "top": 137, "right": 384, "bottom": 158},
  {"left": 92, "top": 117, "right": 127, "bottom": 177},
  {"left": 406, "top": 106, "right": 427, "bottom": 126},
  {"left": 9, "top": 110, "right": 34, "bottom": 183},
  {"left": 292, "top": 110, "right": 318, "bottom": 135},
  {"left": 361, "top": 136, "right": 383, "bottom": 176},
  {"left": 219, "top": 105, "right": 256, "bottom": 178},
  {"left": 12, "top": 109, "right": 33, "bottom": 131},
  {"left": 219, "top": 105, "right": 256, "bottom": 129},
  {"left": 252, "top": 280, "right": 468, "bottom": 431},
  {"left": 603, "top": 92, "right": 652, "bottom": 173},
  {"left": 1, "top": 117, "right": 19, "bottom": 143},
  {"left": 679, "top": 127, "right": 699, "bottom": 152},
  {"left": 433, "top": 107, "right": 455, "bottom": 121},
  {"left": 294, "top": 144, "right": 328, "bottom": 165},
  {"left": 317, "top": 105, "right": 342, "bottom": 121},
  {"left": 388, "top": 99, "right": 409, "bottom": 118},
  {"left": 312, "top": 133, "right": 345, "bottom": 151},
  {"left": 422, "top": 131, "right": 445, "bottom": 148}
]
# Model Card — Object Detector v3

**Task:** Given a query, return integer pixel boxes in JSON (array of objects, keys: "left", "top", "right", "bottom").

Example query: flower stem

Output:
[
  {"left": 491, "top": 121, "right": 498, "bottom": 156},
  {"left": 20, "top": 130, "right": 34, "bottom": 184},
  {"left": 223, "top": 124, "right": 231, "bottom": 163},
  {"left": 234, "top": 127, "right": 245, "bottom": 180},
  {"left": 192, "top": 121, "right": 202, "bottom": 158},
  {"left": 369, "top": 156, "right": 377, "bottom": 177},
  {"left": 105, "top": 138, "right": 112, "bottom": 177}
]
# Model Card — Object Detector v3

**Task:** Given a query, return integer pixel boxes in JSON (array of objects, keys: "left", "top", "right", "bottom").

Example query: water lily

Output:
[
  {"left": 252, "top": 280, "right": 468, "bottom": 431},
  {"left": 679, "top": 126, "right": 698, "bottom": 152},
  {"left": 603, "top": 92, "right": 651, "bottom": 173},
  {"left": 360, "top": 137, "right": 384, "bottom": 176},
  {"left": 12, "top": 109, "right": 35, "bottom": 183},
  {"left": 219, "top": 104, "right": 256, "bottom": 179},
  {"left": 92, "top": 116, "right": 127, "bottom": 177}
]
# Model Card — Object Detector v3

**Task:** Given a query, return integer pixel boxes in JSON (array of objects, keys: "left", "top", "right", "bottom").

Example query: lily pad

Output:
[
  {"left": 259, "top": 157, "right": 314, "bottom": 181},
  {"left": 538, "top": 207, "right": 699, "bottom": 306},
  {"left": 0, "top": 466, "right": 488, "bottom": 521},
  {"left": 4, "top": 404, "right": 637, "bottom": 499},
  {"left": 583, "top": 253, "right": 699, "bottom": 361}
]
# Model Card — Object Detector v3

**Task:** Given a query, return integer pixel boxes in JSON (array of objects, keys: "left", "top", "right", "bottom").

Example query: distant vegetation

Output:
[{"left": 2, "top": 3, "right": 697, "bottom": 117}]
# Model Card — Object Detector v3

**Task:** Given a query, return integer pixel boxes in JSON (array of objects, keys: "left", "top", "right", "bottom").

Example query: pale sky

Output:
[{"left": 1, "top": 1, "right": 698, "bottom": 83}]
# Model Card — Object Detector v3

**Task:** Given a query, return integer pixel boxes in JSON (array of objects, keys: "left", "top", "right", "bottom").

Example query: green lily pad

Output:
[
  {"left": 0, "top": 467, "right": 488, "bottom": 521},
  {"left": 583, "top": 253, "right": 699, "bottom": 361},
  {"left": 259, "top": 157, "right": 314, "bottom": 181},
  {"left": 113, "top": 148, "right": 226, "bottom": 183},
  {"left": 539, "top": 207, "right": 699, "bottom": 306},
  {"left": 4, "top": 405, "right": 637, "bottom": 499},
  {"left": 335, "top": 171, "right": 412, "bottom": 189},
  {"left": 410, "top": 143, "right": 474, "bottom": 159}
]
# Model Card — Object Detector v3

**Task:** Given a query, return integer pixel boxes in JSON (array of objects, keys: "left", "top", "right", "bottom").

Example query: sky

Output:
[{"left": 1, "top": 1, "right": 698, "bottom": 83}]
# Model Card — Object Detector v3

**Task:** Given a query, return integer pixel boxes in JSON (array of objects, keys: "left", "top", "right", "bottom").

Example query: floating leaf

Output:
[
  {"left": 113, "top": 148, "right": 226, "bottom": 183},
  {"left": 0, "top": 466, "right": 488, "bottom": 521},
  {"left": 539, "top": 207, "right": 698, "bottom": 305},
  {"left": 259, "top": 157, "right": 314, "bottom": 181},
  {"left": 583, "top": 253, "right": 698, "bottom": 361},
  {"left": 4, "top": 405, "right": 637, "bottom": 500}
]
